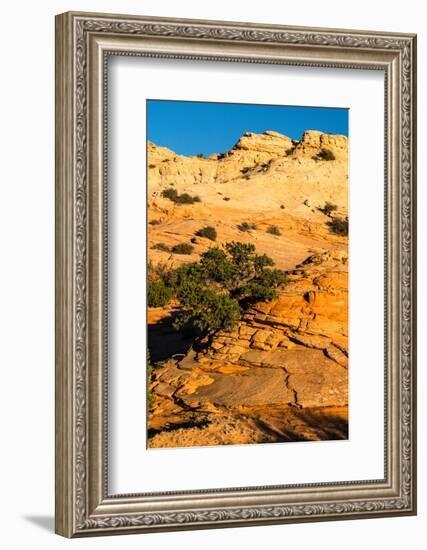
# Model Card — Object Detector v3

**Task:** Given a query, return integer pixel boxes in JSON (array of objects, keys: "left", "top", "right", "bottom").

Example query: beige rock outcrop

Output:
[
  {"left": 147, "top": 130, "right": 348, "bottom": 204},
  {"left": 147, "top": 130, "right": 348, "bottom": 270},
  {"left": 293, "top": 130, "right": 348, "bottom": 160},
  {"left": 229, "top": 130, "right": 293, "bottom": 160}
]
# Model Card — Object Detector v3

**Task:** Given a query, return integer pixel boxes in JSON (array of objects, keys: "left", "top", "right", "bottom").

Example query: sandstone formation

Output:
[
  {"left": 293, "top": 130, "right": 348, "bottom": 160},
  {"left": 148, "top": 129, "right": 348, "bottom": 271},
  {"left": 147, "top": 130, "right": 349, "bottom": 448},
  {"left": 148, "top": 251, "right": 348, "bottom": 447}
]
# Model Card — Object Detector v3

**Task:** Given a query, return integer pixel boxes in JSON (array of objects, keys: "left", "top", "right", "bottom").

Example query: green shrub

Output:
[
  {"left": 148, "top": 260, "right": 171, "bottom": 283},
  {"left": 152, "top": 243, "right": 170, "bottom": 252},
  {"left": 161, "top": 187, "right": 201, "bottom": 204},
  {"left": 172, "top": 262, "right": 206, "bottom": 289},
  {"left": 317, "top": 148, "right": 336, "bottom": 161},
  {"left": 257, "top": 267, "right": 289, "bottom": 288},
  {"left": 267, "top": 225, "right": 281, "bottom": 236},
  {"left": 195, "top": 226, "right": 217, "bottom": 241},
  {"left": 147, "top": 280, "right": 173, "bottom": 307},
  {"left": 173, "top": 286, "right": 241, "bottom": 333},
  {"left": 321, "top": 201, "right": 338, "bottom": 216},
  {"left": 161, "top": 187, "right": 179, "bottom": 201},
  {"left": 170, "top": 241, "right": 288, "bottom": 334},
  {"left": 237, "top": 221, "right": 257, "bottom": 232},
  {"left": 148, "top": 241, "right": 288, "bottom": 336},
  {"left": 327, "top": 216, "right": 349, "bottom": 236},
  {"left": 175, "top": 193, "right": 201, "bottom": 204},
  {"left": 171, "top": 243, "right": 195, "bottom": 255},
  {"left": 200, "top": 247, "right": 236, "bottom": 287}
]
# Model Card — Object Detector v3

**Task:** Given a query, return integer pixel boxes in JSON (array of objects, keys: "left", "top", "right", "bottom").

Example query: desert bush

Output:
[
  {"left": 327, "top": 216, "right": 349, "bottom": 236},
  {"left": 237, "top": 221, "right": 257, "bottom": 232},
  {"left": 147, "top": 280, "right": 173, "bottom": 307},
  {"left": 173, "top": 286, "right": 241, "bottom": 333},
  {"left": 223, "top": 197, "right": 230, "bottom": 201},
  {"left": 321, "top": 201, "right": 338, "bottom": 216},
  {"left": 161, "top": 187, "right": 179, "bottom": 201},
  {"left": 171, "top": 261, "right": 205, "bottom": 290},
  {"left": 317, "top": 148, "right": 336, "bottom": 161},
  {"left": 176, "top": 193, "right": 200, "bottom": 204},
  {"left": 195, "top": 226, "right": 217, "bottom": 241},
  {"left": 285, "top": 148, "right": 294, "bottom": 156},
  {"left": 149, "top": 219, "right": 161, "bottom": 225},
  {"left": 147, "top": 241, "right": 288, "bottom": 336},
  {"left": 196, "top": 153, "right": 205, "bottom": 158},
  {"left": 171, "top": 243, "right": 195, "bottom": 255},
  {"left": 267, "top": 225, "right": 281, "bottom": 236},
  {"left": 170, "top": 242, "right": 288, "bottom": 334},
  {"left": 152, "top": 243, "right": 170, "bottom": 252},
  {"left": 241, "top": 166, "right": 252, "bottom": 174},
  {"left": 148, "top": 260, "right": 172, "bottom": 282},
  {"left": 161, "top": 187, "right": 201, "bottom": 204}
]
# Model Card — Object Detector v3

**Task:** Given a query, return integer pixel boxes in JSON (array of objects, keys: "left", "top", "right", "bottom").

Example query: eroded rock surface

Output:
[{"left": 148, "top": 251, "right": 348, "bottom": 447}]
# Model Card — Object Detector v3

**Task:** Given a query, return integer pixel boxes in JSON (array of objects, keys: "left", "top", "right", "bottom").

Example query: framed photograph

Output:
[{"left": 55, "top": 11, "right": 417, "bottom": 537}]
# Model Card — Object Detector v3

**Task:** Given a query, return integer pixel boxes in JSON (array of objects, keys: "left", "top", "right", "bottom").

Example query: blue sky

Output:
[{"left": 147, "top": 100, "right": 348, "bottom": 157}]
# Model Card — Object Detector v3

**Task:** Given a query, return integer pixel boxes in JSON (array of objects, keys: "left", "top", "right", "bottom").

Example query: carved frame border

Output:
[{"left": 55, "top": 11, "right": 416, "bottom": 537}]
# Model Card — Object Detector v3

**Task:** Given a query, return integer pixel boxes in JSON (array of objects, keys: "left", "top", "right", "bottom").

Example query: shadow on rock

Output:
[{"left": 148, "top": 311, "right": 197, "bottom": 362}]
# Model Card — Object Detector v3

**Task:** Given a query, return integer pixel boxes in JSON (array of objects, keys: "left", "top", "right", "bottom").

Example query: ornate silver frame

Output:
[{"left": 55, "top": 11, "right": 417, "bottom": 537}]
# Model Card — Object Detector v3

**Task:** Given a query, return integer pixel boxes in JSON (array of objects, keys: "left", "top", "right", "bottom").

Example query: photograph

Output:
[{"left": 146, "top": 100, "right": 349, "bottom": 449}]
